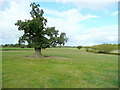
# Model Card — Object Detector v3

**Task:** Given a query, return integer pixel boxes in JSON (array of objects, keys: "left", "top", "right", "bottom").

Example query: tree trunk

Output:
[{"left": 34, "top": 47, "right": 44, "bottom": 57}]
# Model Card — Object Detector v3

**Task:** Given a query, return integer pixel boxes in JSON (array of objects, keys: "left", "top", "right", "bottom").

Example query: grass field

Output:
[{"left": 2, "top": 48, "right": 118, "bottom": 88}]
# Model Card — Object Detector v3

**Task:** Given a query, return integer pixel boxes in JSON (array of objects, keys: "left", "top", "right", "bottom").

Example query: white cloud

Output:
[
  {"left": 73, "top": 25, "right": 118, "bottom": 46},
  {"left": 112, "top": 11, "right": 118, "bottom": 16},
  {"left": 43, "top": 8, "right": 99, "bottom": 46},
  {"left": 43, "top": 8, "right": 99, "bottom": 30},
  {"left": 0, "top": 1, "right": 31, "bottom": 44},
  {"left": 0, "top": 1, "right": 118, "bottom": 46},
  {"left": 42, "top": 8, "right": 116, "bottom": 46}
]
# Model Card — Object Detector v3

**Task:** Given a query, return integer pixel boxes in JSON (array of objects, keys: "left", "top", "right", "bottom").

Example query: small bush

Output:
[
  {"left": 77, "top": 46, "right": 82, "bottom": 50},
  {"left": 84, "top": 46, "right": 91, "bottom": 52}
]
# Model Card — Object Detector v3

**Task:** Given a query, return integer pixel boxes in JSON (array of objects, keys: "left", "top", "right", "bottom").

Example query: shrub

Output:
[
  {"left": 91, "top": 44, "right": 118, "bottom": 53},
  {"left": 77, "top": 46, "right": 82, "bottom": 50},
  {"left": 84, "top": 46, "right": 91, "bottom": 52}
]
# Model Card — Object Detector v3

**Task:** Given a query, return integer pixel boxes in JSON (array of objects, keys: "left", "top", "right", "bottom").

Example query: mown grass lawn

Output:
[{"left": 2, "top": 48, "right": 118, "bottom": 88}]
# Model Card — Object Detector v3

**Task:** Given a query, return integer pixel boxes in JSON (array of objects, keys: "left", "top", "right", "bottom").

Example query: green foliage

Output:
[
  {"left": 2, "top": 44, "right": 21, "bottom": 47},
  {"left": 57, "top": 33, "right": 68, "bottom": 46},
  {"left": 15, "top": 3, "right": 67, "bottom": 50},
  {"left": 45, "top": 27, "right": 59, "bottom": 47},
  {"left": 77, "top": 46, "right": 82, "bottom": 50},
  {"left": 91, "top": 44, "right": 118, "bottom": 53},
  {"left": 84, "top": 46, "right": 91, "bottom": 52}
]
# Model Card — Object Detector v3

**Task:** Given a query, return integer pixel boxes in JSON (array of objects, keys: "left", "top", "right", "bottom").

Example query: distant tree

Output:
[
  {"left": 77, "top": 46, "right": 82, "bottom": 50},
  {"left": 58, "top": 33, "right": 68, "bottom": 47},
  {"left": 14, "top": 43, "right": 20, "bottom": 47},
  {"left": 4, "top": 44, "right": 9, "bottom": 47},
  {"left": 15, "top": 3, "right": 67, "bottom": 57}
]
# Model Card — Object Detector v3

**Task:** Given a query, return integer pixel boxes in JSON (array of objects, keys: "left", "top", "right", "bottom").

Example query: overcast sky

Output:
[{"left": 0, "top": 0, "right": 118, "bottom": 46}]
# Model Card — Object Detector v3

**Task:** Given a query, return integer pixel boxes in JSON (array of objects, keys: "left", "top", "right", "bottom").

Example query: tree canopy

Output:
[
  {"left": 77, "top": 46, "right": 82, "bottom": 50},
  {"left": 58, "top": 33, "right": 68, "bottom": 46},
  {"left": 15, "top": 2, "right": 68, "bottom": 57}
]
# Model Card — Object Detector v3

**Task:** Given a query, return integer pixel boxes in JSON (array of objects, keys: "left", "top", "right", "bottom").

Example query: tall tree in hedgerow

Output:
[{"left": 15, "top": 3, "right": 67, "bottom": 57}]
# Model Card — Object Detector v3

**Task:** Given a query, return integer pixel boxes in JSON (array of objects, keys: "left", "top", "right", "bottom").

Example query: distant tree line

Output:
[
  {"left": 1, "top": 44, "right": 27, "bottom": 48},
  {"left": 1, "top": 43, "right": 69, "bottom": 48}
]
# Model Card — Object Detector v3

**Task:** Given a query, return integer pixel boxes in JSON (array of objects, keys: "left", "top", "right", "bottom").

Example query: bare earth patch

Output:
[
  {"left": 44, "top": 56, "right": 70, "bottom": 60},
  {"left": 27, "top": 56, "right": 70, "bottom": 60}
]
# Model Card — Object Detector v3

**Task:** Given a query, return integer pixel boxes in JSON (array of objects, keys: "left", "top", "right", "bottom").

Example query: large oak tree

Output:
[{"left": 15, "top": 2, "right": 67, "bottom": 57}]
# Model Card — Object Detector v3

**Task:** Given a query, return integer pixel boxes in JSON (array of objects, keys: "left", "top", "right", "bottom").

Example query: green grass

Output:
[{"left": 2, "top": 48, "right": 118, "bottom": 88}]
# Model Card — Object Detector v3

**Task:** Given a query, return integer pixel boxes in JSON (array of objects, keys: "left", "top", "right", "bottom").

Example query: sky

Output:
[{"left": 0, "top": 0, "right": 119, "bottom": 46}]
